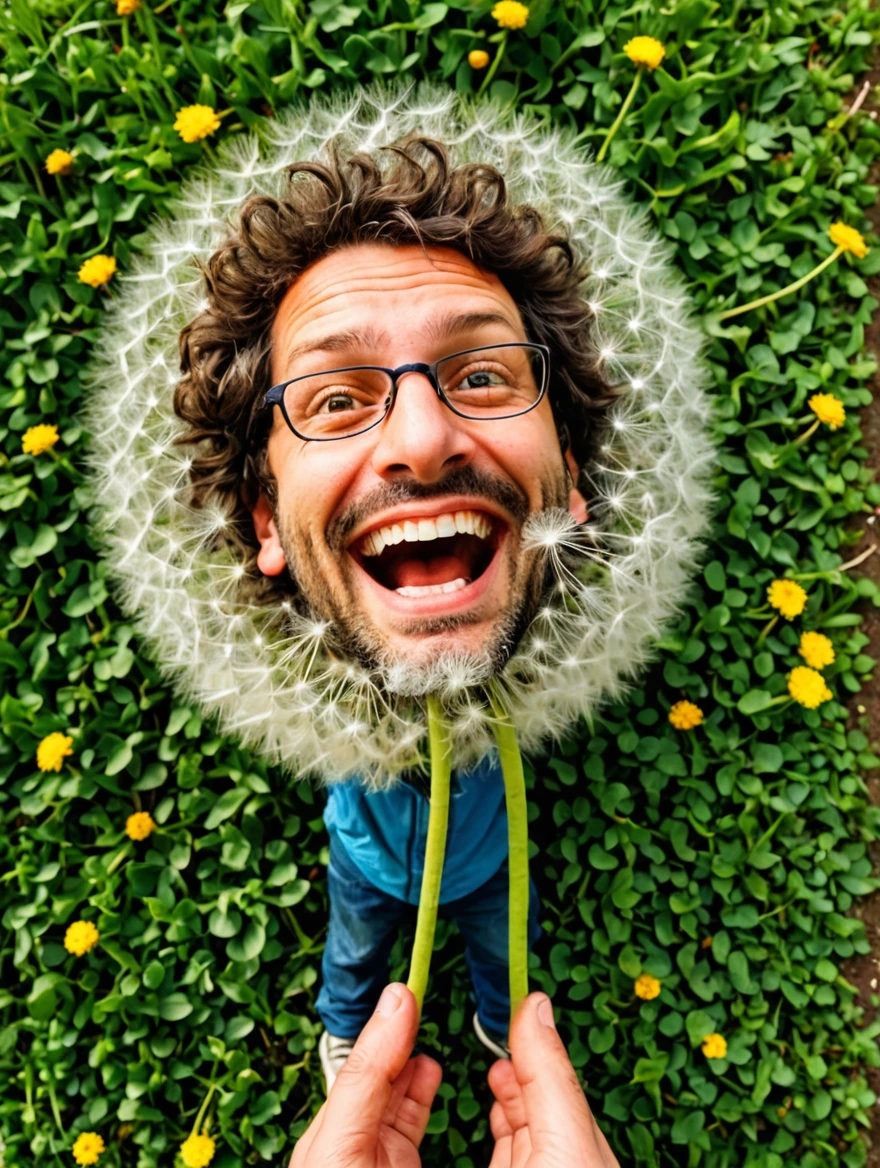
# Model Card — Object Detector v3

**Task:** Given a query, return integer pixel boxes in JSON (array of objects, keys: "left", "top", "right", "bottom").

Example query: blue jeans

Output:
[{"left": 316, "top": 833, "right": 541, "bottom": 1041}]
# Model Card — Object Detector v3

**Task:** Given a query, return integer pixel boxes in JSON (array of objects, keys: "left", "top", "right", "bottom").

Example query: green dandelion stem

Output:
[
  {"left": 489, "top": 686, "right": 530, "bottom": 1024},
  {"left": 0, "top": 583, "right": 36, "bottom": 637},
  {"left": 790, "top": 418, "right": 821, "bottom": 447},
  {"left": 756, "top": 614, "right": 778, "bottom": 645},
  {"left": 105, "top": 842, "right": 131, "bottom": 875},
  {"left": 793, "top": 544, "right": 878, "bottom": 581},
  {"left": 717, "top": 247, "right": 843, "bottom": 320},
  {"left": 477, "top": 31, "right": 508, "bottom": 97},
  {"left": 46, "top": 1079, "right": 64, "bottom": 1134},
  {"left": 406, "top": 695, "right": 451, "bottom": 1014},
  {"left": 596, "top": 65, "right": 644, "bottom": 163},
  {"left": 751, "top": 812, "right": 786, "bottom": 854},
  {"left": 757, "top": 896, "right": 797, "bottom": 921},
  {"left": 191, "top": 1077, "right": 216, "bottom": 1138}
]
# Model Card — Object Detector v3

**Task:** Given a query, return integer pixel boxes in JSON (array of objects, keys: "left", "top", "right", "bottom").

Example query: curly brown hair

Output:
[{"left": 174, "top": 135, "right": 615, "bottom": 571}]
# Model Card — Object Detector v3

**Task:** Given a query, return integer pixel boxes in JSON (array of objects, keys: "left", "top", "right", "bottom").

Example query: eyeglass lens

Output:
[{"left": 281, "top": 345, "right": 546, "bottom": 440}]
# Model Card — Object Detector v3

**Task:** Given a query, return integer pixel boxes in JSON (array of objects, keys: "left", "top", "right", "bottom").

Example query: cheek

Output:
[
  {"left": 486, "top": 428, "right": 562, "bottom": 504},
  {"left": 273, "top": 445, "right": 361, "bottom": 538}
]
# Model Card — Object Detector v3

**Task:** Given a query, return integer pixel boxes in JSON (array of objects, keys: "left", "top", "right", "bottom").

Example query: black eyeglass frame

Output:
[{"left": 261, "top": 341, "right": 552, "bottom": 443}]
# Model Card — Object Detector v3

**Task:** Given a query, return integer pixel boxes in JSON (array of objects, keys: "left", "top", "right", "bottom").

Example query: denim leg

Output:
[
  {"left": 315, "top": 836, "right": 410, "bottom": 1039},
  {"left": 447, "top": 860, "right": 541, "bottom": 1041}
]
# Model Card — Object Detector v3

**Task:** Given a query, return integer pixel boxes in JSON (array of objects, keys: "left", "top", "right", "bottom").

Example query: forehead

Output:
[{"left": 269, "top": 243, "right": 524, "bottom": 376}]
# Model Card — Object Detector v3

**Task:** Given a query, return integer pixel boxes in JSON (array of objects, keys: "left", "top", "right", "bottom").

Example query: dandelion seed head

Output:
[{"left": 82, "top": 81, "right": 713, "bottom": 786}]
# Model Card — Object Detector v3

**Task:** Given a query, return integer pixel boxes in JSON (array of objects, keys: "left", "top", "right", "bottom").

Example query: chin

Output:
[
  {"left": 377, "top": 636, "right": 501, "bottom": 697},
  {"left": 359, "top": 604, "right": 527, "bottom": 697}
]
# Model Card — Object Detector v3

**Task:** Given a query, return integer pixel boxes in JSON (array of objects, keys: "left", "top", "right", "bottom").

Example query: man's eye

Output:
[
  {"left": 456, "top": 369, "right": 507, "bottom": 391},
  {"left": 324, "top": 394, "right": 356, "bottom": 412}
]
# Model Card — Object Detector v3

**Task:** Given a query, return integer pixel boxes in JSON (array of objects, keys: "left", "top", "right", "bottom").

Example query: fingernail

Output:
[
  {"left": 375, "top": 984, "right": 403, "bottom": 1017},
  {"left": 537, "top": 995, "right": 556, "bottom": 1029}
]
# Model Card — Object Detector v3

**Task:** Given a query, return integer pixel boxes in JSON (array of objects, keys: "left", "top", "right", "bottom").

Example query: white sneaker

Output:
[
  {"left": 472, "top": 1012, "right": 510, "bottom": 1059},
  {"left": 318, "top": 1028, "right": 357, "bottom": 1094}
]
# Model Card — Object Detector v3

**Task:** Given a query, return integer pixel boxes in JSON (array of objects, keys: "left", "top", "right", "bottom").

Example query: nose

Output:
[{"left": 370, "top": 370, "right": 477, "bottom": 483}]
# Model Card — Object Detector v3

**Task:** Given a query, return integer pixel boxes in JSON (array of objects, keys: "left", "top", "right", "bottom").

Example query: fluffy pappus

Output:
[{"left": 82, "top": 82, "right": 714, "bottom": 787}]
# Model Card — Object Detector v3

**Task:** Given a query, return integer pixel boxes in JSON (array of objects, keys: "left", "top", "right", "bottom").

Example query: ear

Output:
[
  {"left": 250, "top": 493, "right": 287, "bottom": 577},
  {"left": 564, "top": 447, "right": 589, "bottom": 524}
]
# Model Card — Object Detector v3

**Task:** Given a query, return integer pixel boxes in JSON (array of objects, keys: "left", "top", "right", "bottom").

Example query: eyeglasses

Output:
[{"left": 262, "top": 342, "right": 550, "bottom": 442}]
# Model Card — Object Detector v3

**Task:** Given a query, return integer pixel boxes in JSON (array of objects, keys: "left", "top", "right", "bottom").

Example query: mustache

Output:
[{"left": 325, "top": 466, "right": 531, "bottom": 553}]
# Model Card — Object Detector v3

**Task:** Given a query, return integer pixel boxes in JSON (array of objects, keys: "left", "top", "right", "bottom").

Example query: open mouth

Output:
[{"left": 352, "top": 509, "right": 500, "bottom": 597}]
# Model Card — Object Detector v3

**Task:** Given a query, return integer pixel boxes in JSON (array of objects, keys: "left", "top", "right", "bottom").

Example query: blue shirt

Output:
[{"left": 324, "top": 754, "right": 508, "bottom": 904}]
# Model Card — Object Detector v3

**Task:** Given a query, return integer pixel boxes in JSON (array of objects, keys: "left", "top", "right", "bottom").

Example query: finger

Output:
[
  {"left": 488, "top": 1112, "right": 532, "bottom": 1168},
  {"left": 383, "top": 1053, "right": 443, "bottom": 1147},
  {"left": 489, "top": 1068, "right": 534, "bottom": 1168},
  {"left": 288, "top": 1101, "right": 326, "bottom": 1165},
  {"left": 488, "top": 1135, "right": 513, "bottom": 1168},
  {"left": 592, "top": 1117, "right": 622, "bottom": 1168},
  {"left": 489, "top": 1097, "right": 514, "bottom": 1141},
  {"left": 508, "top": 993, "right": 597, "bottom": 1152},
  {"left": 487, "top": 1109, "right": 513, "bottom": 1168},
  {"left": 315, "top": 984, "right": 419, "bottom": 1151},
  {"left": 488, "top": 1058, "right": 527, "bottom": 1132}
]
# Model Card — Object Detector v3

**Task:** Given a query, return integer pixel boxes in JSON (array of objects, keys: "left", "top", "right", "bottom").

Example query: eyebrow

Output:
[
  {"left": 425, "top": 309, "right": 523, "bottom": 344},
  {"left": 284, "top": 324, "right": 386, "bottom": 367},
  {"left": 283, "top": 310, "right": 523, "bottom": 368}
]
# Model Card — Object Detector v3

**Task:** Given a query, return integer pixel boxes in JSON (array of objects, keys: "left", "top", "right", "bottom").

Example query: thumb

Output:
[
  {"left": 320, "top": 984, "right": 419, "bottom": 1135},
  {"left": 508, "top": 993, "right": 595, "bottom": 1152}
]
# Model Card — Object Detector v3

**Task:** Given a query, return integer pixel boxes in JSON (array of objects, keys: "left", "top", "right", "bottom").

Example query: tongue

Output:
[{"left": 390, "top": 552, "right": 472, "bottom": 589}]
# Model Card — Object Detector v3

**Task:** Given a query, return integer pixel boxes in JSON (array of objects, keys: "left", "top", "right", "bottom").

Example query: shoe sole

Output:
[{"left": 472, "top": 1012, "right": 510, "bottom": 1059}]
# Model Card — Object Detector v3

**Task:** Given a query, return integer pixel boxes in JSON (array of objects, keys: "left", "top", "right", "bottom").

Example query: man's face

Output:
[{"left": 252, "top": 243, "right": 583, "bottom": 688}]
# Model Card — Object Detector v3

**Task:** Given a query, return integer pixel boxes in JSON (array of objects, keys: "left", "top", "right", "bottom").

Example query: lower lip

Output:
[{"left": 352, "top": 539, "right": 505, "bottom": 618}]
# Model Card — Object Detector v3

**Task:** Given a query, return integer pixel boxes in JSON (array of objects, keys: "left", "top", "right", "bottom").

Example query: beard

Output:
[{"left": 272, "top": 463, "right": 569, "bottom": 695}]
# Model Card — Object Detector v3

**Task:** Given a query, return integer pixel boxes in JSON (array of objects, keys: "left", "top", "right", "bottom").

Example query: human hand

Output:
[
  {"left": 289, "top": 984, "right": 442, "bottom": 1168},
  {"left": 488, "top": 993, "right": 621, "bottom": 1168}
]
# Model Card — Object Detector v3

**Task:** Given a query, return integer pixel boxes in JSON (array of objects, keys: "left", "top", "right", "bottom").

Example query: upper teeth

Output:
[{"left": 360, "top": 510, "right": 493, "bottom": 557}]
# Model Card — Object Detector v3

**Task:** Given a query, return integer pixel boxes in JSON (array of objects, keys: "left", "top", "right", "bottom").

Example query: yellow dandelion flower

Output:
[
  {"left": 64, "top": 919, "right": 100, "bottom": 956},
  {"left": 45, "top": 149, "right": 74, "bottom": 176},
  {"left": 72, "top": 1132, "right": 106, "bottom": 1166},
  {"left": 36, "top": 731, "right": 74, "bottom": 772},
  {"left": 702, "top": 1032, "right": 728, "bottom": 1059},
  {"left": 78, "top": 255, "right": 117, "bottom": 288},
  {"left": 22, "top": 424, "right": 60, "bottom": 456},
  {"left": 180, "top": 1132, "right": 216, "bottom": 1168},
  {"left": 829, "top": 221, "right": 868, "bottom": 259},
  {"left": 491, "top": 1, "right": 529, "bottom": 30},
  {"left": 787, "top": 665, "right": 833, "bottom": 709},
  {"left": 126, "top": 811, "right": 156, "bottom": 841},
  {"left": 668, "top": 700, "right": 704, "bottom": 730},
  {"left": 798, "top": 631, "right": 835, "bottom": 670},
  {"left": 624, "top": 36, "right": 666, "bottom": 70},
  {"left": 174, "top": 105, "right": 222, "bottom": 144},
  {"left": 807, "top": 392, "right": 846, "bottom": 430},
  {"left": 767, "top": 579, "right": 808, "bottom": 620},
  {"left": 468, "top": 49, "right": 490, "bottom": 68},
  {"left": 117, "top": 0, "right": 140, "bottom": 12},
  {"left": 634, "top": 974, "right": 661, "bottom": 1000}
]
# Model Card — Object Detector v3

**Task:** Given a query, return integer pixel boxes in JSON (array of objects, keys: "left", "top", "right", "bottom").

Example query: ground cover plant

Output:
[{"left": 3, "top": 0, "right": 880, "bottom": 1165}]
